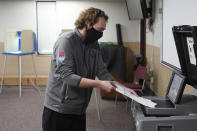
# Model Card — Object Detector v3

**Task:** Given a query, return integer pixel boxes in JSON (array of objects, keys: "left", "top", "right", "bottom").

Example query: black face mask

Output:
[{"left": 85, "top": 27, "right": 103, "bottom": 44}]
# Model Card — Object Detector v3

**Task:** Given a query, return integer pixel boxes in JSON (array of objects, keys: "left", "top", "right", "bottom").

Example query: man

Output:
[{"left": 42, "top": 7, "right": 137, "bottom": 131}]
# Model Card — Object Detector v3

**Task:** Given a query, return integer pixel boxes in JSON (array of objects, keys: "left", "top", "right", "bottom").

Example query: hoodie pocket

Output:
[{"left": 60, "top": 84, "right": 69, "bottom": 104}]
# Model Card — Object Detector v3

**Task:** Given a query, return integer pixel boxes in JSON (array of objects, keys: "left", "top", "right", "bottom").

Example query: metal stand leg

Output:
[
  {"left": 98, "top": 89, "right": 102, "bottom": 111},
  {"left": 18, "top": 56, "right": 22, "bottom": 97},
  {"left": 32, "top": 55, "right": 41, "bottom": 95},
  {"left": 94, "top": 88, "right": 101, "bottom": 120},
  {"left": 0, "top": 55, "right": 7, "bottom": 94},
  {"left": 126, "top": 99, "right": 129, "bottom": 112},
  {"left": 115, "top": 93, "right": 118, "bottom": 105}
]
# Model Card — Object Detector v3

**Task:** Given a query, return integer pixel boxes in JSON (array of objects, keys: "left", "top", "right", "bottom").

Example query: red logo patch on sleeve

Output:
[
  {"left": 59, "top": 52, "right": 64, "bottom": 57},
  {"left": 58, "top": 52, "right": 65, "bottom": 62}
]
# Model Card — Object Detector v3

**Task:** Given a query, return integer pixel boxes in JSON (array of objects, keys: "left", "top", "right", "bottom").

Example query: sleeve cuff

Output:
[{"left": 63, "top": 74, "right": 82, "bottom": 87}]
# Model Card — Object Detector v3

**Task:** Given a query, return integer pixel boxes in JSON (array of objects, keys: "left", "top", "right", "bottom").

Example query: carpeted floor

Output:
[{"left": 0, "top": 86, "right": 134, "bottom": 131}]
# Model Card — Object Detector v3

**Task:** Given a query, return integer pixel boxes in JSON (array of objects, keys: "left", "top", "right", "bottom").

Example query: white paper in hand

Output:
[{"left": 113, "top": 83, "right": 157, "bottom": 108}]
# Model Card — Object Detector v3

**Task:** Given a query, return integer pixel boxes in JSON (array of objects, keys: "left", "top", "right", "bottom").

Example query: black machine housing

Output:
[{"left": 172, "top": 25, "right": 197, "bottom": 89}]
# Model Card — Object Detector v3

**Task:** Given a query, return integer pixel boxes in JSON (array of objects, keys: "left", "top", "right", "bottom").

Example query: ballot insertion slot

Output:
[{"left": 157, "top": 124, "right": 174, "bottom": 131}]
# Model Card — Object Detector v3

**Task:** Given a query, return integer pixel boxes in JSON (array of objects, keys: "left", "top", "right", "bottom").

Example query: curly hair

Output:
[{"left": 74, "top": 7, "right": 108, "bottom": 29}]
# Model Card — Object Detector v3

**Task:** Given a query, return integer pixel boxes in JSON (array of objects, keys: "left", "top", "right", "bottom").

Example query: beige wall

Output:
[
  {"left": 123, "top": 42, "right": 140, "bottom": 54},
  {"left": 146, "top": 44, "right": 194, "bottom": 96}
]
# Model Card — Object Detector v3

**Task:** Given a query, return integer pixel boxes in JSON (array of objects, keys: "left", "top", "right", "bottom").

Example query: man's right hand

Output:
[
  {"left": 97, "top": 81, "right": 116, "bottom": 93},
  {"left": 79, "top": 78, "right": 116, "bottom": 93}
]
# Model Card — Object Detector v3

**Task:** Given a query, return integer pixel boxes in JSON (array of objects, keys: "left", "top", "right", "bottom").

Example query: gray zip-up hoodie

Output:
[{"left": 44, "top": 29, "right": 114, "bottom": 115}]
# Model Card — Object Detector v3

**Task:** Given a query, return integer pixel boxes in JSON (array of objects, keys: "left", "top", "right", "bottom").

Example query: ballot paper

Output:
[{"left": 112, "top": 82, "right": 157, "bottom": 108}]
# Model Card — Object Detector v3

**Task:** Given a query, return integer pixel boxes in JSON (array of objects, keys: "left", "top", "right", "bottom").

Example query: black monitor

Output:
[
  {"left": 166, "top": 71, "right": 186, "bottom": 104},
  {"left": 172, "top": 25, "right": 197, "bottom": 89},
  {"left": 125, "top": 0, "right": 151, "bottom": 20}
]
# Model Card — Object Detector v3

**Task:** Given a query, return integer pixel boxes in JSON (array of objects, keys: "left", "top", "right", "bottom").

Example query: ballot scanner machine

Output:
[{"left": 131, "top": 25, "right": 197, "bottom": 131}]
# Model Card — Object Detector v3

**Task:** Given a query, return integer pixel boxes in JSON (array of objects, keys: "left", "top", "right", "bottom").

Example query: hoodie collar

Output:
[{"left": 74, "top": 28, "right": 86, "bottom": 43}]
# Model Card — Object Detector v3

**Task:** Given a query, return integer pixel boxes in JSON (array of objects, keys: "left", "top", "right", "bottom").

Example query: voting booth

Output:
[
  {"left": 0, "top": 30, "right": 40, "bottom": 97},
  {"left": 131, "top": 25, "right": 197, "bottom": 131}
]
